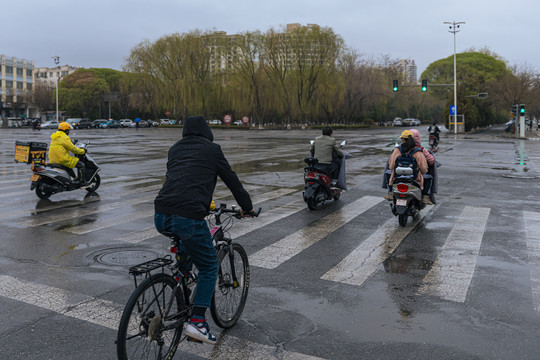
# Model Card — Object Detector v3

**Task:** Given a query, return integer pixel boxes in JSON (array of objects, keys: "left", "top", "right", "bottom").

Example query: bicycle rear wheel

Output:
[
  {"left": 211, "top": 243, "right": 250, "bottom": 328},
  {"left": 117, "top": 273, "right": 186, "bottom": 360}
]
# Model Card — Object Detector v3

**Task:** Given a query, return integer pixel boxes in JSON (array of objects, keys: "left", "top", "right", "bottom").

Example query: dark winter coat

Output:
[{"left": 154, "top": 116, "right": 252, "bottom": 220}]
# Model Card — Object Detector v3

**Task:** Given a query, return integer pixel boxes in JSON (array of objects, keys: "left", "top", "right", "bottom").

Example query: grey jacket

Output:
[{"left": 310, "top": 135, "right": 343, "bottom": 164}]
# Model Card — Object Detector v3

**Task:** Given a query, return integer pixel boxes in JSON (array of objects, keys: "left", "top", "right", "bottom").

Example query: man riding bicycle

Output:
[{"left": 154, "top": 116, "right": 255, "bottom": 345}]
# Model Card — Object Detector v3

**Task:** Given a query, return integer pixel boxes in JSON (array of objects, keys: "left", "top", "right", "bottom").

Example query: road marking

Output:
[
  {"left": 322, "top": 206, "right": 434, "bottom": 286},
  {"left": 418, "top": 206, "right": 490, "bottom": 303},
  {"left": 63, "top": 205, "right": 154, "bottom": 234},
  {"left": 19, "top": 193, "right": 157, "bottom": 227},
  {"left": 524, "top": 211, "right": 540, "bottom": 312},
  {"left": 114, "top": 191, "right": 304, "bottom": 243},
  {"left": 0, "top": 275, "right": 325, "bottom": 360},
  {"left": 250, "top": 196, "right": 383, "bottom": 269}
]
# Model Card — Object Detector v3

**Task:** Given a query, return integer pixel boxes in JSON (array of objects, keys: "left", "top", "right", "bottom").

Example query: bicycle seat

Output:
[{"left": 161, "top": 231, "right": 181, "bottom": 241}]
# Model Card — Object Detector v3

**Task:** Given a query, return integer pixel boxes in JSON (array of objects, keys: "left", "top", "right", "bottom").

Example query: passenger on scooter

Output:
[
  {"left": 410, "top": 129, "right": 434, "bottom": 166},
  {"left": 310, "top": 127, "right": 343, "bottom": 183},
  {"left": 385, "top": 130, "right": 432, "bottom": 205},
  {"left": 411, "top": 128, "right": 436, "bottom": 204},
  {"left": 49, "top": 122, "right": 89, "bottom": 185}
]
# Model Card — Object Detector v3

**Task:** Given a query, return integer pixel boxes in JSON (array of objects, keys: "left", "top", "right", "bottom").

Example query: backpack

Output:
[{"left": 394, "top": 145, "right": 421, "bottom": 180}]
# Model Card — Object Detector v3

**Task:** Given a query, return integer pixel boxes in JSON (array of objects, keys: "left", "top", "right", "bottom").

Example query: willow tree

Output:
[{"left": 286, "top": 25, "right": 343, "bottom": 123}]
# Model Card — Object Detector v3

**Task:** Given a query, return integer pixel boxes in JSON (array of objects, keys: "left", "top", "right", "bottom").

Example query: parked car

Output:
[
  {"left": 233, "top": 120, "right": 243, "bottom": 125},
  {"left": 40, "top": 121, "right": 60, "bottom": 129},
  {"left": 91, "top": 119, "right": 108, "bottom": 128},
  {"left": 119, "top": 119, "right": 133, "bottom": 127},
  {"left": 100, "top": 119, "right": 121, "bottom": 128},
  {"left": 66, "top": 118, "right": 92, "bottom": 129},
  {"left": 208, "top": 119, "right": 222, "bottom": 125},
  {"left": 402, "top": 118, "right": 421, "bottom": 126},
  {"left": 159, "top": 119, "right": 171, "bottom": 125},
  {"left": 393, "top": 117, "right": 402, "bottom": 126}
]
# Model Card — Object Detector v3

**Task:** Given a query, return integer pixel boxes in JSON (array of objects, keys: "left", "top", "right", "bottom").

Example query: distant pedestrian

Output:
[{"left": 135, "top": 117, "right": 141, "bottom": 129}]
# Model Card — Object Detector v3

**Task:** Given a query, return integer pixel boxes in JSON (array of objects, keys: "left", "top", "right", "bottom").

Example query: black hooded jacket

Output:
[{"left": 154, "top": 116, "right": 253, "bottom": 220}]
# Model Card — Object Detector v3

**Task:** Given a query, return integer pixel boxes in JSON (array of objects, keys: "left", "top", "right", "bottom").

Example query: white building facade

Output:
[{"left": 0, "top": 55, "right": 35, "bottom": 119}]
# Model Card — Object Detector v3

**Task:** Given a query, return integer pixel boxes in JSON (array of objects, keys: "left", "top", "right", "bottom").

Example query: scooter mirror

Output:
[
  {"left": 310, "top": 140, "right": 314, "bottom": 145},
  {"left": 340, "top": 140, "right": 347, "bottom": 146}
]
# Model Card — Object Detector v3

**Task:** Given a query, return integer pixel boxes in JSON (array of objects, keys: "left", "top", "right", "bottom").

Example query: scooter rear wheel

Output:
[
  {"left": 398, "top": 214, "right": 408, "bottom": 227},
  {"left": 307, "top": 198, "right": 318, "bottom": 210},
  {"left": 35, "top": 182, "right": 52, "bottom": 200}
]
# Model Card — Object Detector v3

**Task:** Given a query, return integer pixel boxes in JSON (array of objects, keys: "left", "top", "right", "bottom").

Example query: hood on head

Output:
[
  {"left": 410, "top": 129, "right": 421, "bottom": 145},
  {"left": 182, "top": 116, "right": 213, "bottom": 142}
]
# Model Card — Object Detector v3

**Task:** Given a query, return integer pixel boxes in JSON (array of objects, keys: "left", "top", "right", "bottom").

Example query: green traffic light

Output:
[
  {"left": 422, "top": 86, "right": 427, "bottom": 92},
  {"left": 393, "top": 87, "right": 398, "bottom": 92}
]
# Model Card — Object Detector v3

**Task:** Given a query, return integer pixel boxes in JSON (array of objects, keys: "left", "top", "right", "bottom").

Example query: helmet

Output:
[
  {"left": 58, "top": 122, "right": 72, "bottom": 131},
  {"left": 400, "top": 130, "right": 413, "bottom": 139}
]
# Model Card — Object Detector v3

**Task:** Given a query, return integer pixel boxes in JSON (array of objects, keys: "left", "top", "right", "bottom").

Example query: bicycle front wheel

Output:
[
  {"left": 211, "top": 243, "right": 250, "bottom": 328},
  {"left": 117, "top": 273, "right": 186, "bottom": 360}
]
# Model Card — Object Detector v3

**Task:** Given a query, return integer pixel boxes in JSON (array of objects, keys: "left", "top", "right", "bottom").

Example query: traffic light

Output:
[
  {"left": 393, "top": 80, "right": 398, "bottom": 92},
  {"left": 519, "top": 104, "right": 526, "bottom": 116},
  {"left": 421, "top": 79, "right": 427, "bottom": 92},
  {"left": 511, "top": 105, "right": 517, "bottom": 116}
]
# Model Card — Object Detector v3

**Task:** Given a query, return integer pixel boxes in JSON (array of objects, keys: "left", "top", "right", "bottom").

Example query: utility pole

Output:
[
  {"left": 444, "top": 21, "right": 465, "bottom": 134},
  {"left": 52, "top": 56, "right": 60, "bottom": 122}
]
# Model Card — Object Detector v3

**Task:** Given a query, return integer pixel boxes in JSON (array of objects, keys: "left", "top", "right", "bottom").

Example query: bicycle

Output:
[{"left": 116, "top": 203, "right": 261, "bottom": 360}]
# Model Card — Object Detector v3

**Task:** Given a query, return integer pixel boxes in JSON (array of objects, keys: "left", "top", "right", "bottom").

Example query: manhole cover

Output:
[{"left": 95, "top": 248, "right": 160, "bottom": 266}]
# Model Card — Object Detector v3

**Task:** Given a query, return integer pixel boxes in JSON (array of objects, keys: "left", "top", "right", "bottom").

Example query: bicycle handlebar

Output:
[{"left": 212, "top": 205, "right": 261, "bottom": 219}]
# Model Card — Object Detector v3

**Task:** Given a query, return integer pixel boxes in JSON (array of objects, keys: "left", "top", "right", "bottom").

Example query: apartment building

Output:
[
  {"left": 398, "top": 59, "right": 417, "bottom": 83},
  {"left": 0, "top": 55, "right": 35, "bottom": 117},
  {"left": 34, "top": 64, "right": 80, "bottom": 86}
]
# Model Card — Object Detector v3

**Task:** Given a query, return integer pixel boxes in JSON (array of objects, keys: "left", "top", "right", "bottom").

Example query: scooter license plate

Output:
[
  {"left": 30, "top": 174, "right": 41, "bottom": 182},
  {"left": 396, "top": 199, "right": 407, "bottom": 206}
]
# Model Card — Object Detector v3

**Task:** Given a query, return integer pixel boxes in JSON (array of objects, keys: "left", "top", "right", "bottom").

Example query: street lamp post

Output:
[
  {"left": 53, "top": 56, "right": 60, "bottom": 123},
  {"left": 444, "top": 21, "right": 465, "bottom": 134}
]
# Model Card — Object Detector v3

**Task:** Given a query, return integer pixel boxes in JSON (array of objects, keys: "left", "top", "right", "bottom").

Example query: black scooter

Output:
[{"left": 30, "top": 141, "right": 101, "bottom": 199}]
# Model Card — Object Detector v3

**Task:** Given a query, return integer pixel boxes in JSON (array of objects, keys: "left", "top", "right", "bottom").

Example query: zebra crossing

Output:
[
  {"left": 1, "top": 172, "right": 540, "bottom": 359},
  {"left": 1, "top": 173, "right": 539, "bottom": 308}
]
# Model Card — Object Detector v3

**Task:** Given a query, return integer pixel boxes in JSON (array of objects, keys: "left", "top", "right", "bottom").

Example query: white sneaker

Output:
[{"left": 184, "top": 321, "right": 217, "bottom": 345}]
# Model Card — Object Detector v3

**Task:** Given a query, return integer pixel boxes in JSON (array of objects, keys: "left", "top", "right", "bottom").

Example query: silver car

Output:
[{"left": 40, "top": 121, "right": 60, "bottom": 129}]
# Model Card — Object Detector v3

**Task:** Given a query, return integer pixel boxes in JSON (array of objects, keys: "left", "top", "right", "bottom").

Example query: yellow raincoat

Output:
[{"left": 48, "top": 131, "right": 85, "bottom": 168}]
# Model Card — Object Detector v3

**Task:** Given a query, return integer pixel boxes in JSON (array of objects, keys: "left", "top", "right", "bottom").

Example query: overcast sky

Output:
[{"left": 4, "top": 0, "right": 538, "bottom": 78}]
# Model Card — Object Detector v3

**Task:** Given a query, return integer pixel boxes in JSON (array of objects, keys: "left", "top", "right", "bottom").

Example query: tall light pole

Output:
[
  {"left": 52, "top": 56, "right": 60, "bottom": 123},
  {"left": 444, "top": 21, "right": 465, "bottom": 134}
]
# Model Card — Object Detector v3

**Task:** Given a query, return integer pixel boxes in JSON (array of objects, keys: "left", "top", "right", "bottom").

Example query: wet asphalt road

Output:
[{"left": 0, "top": 125, "right": 539, "bottom": 360}]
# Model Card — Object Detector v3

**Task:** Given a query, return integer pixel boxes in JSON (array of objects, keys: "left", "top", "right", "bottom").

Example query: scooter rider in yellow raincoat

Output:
[{"left": 49, "top": 122, "right": 89, "bottom": 185}]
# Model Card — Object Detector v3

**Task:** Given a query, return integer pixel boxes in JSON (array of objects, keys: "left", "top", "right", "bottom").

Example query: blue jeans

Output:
[{"left": 154, "top": 213, "right": 218, "bottom": 309}]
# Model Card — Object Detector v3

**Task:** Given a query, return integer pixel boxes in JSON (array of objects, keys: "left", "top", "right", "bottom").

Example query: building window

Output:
[
  {"left": 17, "top": 82, "right": 23, "bottom": 90},
  {"left": 6, "top": 66, "right": 13, "bottom": 74},
  {"left": 6, "top": 80, "right": 13, "bottom": 88},
  {"left": 61, "top": 71, "right": 68, "bottom": 77},
  {"left": 49, "top": 72, "right": 53, "bottom": 77},
  {"left": 16, "top": 68, "right": 23, "bottom": 76},
  {"left": 26, "top": 69, "right": 32, "bottom": 76},
  {"left": 27, "top": 83, "right": 32, "bottom": 91}
]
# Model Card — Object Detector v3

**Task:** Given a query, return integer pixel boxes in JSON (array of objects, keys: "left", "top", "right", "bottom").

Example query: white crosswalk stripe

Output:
[
  {"left": 524, "top": 211, "right": 540, "bottom": 312},
  {"left": 0, "top": 275, "right": 325, "bottom": 360},
  {"left": 418, "top": 206, "right": 490, "bottom": 303},
  {"left": 250, "top": 196, "right": 383, "bottom": 269},
  {"left": 322, "top": 205, "right": 434, "bottom": 286}
]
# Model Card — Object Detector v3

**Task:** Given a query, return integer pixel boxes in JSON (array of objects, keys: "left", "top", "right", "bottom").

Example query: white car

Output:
[
  {"left": 40, "top": 121, "right": 60, "bottom": 129},
  {"left": 208, "top": 119, "right": 222, "bottom": 125},
  {"left": 119, "top": 119, "right": 133, "bottom": 127},
  {"left": 233, "top": 120, "right": 243, "bottom": 125}
]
